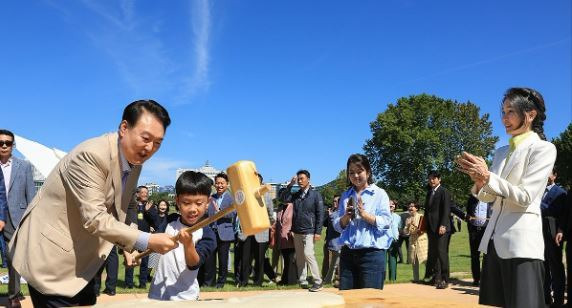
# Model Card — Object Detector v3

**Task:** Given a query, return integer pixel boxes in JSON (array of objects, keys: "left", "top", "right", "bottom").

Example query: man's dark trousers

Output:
[
  {"left": 427, "top": 231, "right": 449, "bottom": 283},
  {"left": 467, "top": 224, "right": 485, "bottom": 283},
  {"left": 94, "top": 246, "right": 118, "bottom": 292},
  {"left": 543, "top": 218, "right": 565, "bottom": 305},
  {"left": 125, "top": 255, "right": 148, "bottom": 288}
]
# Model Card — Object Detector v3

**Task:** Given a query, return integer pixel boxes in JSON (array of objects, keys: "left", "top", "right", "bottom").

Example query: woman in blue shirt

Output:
[{"left": 334, "top": 154, "right": 393, "bottom": 290}]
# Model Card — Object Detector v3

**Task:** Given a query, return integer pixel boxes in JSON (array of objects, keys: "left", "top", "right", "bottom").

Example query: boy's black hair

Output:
[{"left": 175, "top": 171, "right": 213, "bottom": 196}]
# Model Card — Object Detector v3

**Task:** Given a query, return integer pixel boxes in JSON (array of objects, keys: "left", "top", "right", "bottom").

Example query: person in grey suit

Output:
[
  {"left": 0, "top": 129, "right": 36, "bottom": 308},
  {"left": 199, "top": 172, "right": 236, "bottom": 288}
]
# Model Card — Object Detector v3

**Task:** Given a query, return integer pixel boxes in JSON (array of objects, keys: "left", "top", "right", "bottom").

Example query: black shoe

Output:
[
  {"left": 308, "top": 283, "right": 323, "bottom": 292},
  {"left": 472, "top": 280, "right": 479, "bottom": 286},
  {"left": 102, "top": 289, "right": 116, "bottom": 296},
  {"left": 436, "top": 281, "right": 448, "bottom": 289},
  {"left": 125, "top": 284, "right": 134, "bottom": 289},
  {"left": 137, "top": 284, "right": 146, "bottom": 289}
]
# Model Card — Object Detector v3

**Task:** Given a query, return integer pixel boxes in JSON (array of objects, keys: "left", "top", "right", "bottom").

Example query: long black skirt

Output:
[{"left": 479, "top": 240, "right": 545, "bottom": 308}]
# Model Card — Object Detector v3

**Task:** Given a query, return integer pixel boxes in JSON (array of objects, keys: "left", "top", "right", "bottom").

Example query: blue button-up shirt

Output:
[
  {"left": 390, "top": 213, "right": 401, "bottom": 241},
  {"left": 333, "top": 184, "right": 392, "bottom": 250}
]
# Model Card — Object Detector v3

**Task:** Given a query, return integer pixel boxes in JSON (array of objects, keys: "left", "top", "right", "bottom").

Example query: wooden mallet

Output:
[{"left": 134, "top": 160, "right": 271, "bottom": 262}]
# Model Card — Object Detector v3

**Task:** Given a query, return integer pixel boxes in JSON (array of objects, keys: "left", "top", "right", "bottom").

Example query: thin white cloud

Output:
[
  {"left": 176, "top": 0, "right": 211, "bottom": 104},
  {"left": 47, "top": 0, "right": 212, "bottom": 104},
  {"left": 397, "top": 37, "right": 571, "bottom": 86}
]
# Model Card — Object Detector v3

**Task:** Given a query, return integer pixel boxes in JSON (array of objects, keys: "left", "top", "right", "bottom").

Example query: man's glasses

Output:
[{"left": 0, "top": 141, "right": 14, "bottom": 147}]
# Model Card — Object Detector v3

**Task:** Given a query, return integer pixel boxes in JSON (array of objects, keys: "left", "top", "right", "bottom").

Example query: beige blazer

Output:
[
  {"left": 9, "top": 133, "right": 142, "bottom": 296},
  {"left": 474, "top": 133, "right": 556, "bottom": 260}
]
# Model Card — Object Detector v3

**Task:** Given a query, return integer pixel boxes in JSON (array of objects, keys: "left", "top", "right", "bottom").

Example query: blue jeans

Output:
[{"left": 339, "top": 246, "right": 386, "bottom": 290}]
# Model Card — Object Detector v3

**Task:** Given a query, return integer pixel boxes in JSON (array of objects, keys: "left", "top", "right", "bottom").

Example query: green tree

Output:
[
  {"left": 149, "top": 191, "right": 174, "bottom": 205},
  {"left": 318, "top": 169, "right": 348, "bottom": 207},
  {"left": 364, "top": 94, "right": 498, "bottom": 206},
  {"left": 553, "top": 123, "right": 572, "bottom": 190}
]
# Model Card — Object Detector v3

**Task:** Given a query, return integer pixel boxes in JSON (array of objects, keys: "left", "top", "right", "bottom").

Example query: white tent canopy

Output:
[{"left": 14, "top": 135, "right": 67, "bottom": 178}]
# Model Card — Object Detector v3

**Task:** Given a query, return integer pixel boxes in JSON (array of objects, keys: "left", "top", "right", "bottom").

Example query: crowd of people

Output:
[{"left": 0, "top": 87, "right": 569, "bottom": 307}]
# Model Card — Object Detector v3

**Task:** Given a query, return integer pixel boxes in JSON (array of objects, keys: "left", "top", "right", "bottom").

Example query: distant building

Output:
[
  {"left": 176, "top": 161, "right": 221, "bottom": 182},
  {"left": 32, "top": 165, "right": 45, "bottom": 193},
  {"left": 266, "top": 182, "right": 300, "bottom": 207},
  {"left": 159, "top": 185, "right": 175, "bottom": 194},
  {"left": 145, "top": 183, "right": 160, "bottom": 196}
]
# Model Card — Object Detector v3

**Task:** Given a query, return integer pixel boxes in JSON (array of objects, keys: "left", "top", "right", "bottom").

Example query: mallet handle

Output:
[{"left": 134, "top": 205, "right": 236, "bottom": 262}]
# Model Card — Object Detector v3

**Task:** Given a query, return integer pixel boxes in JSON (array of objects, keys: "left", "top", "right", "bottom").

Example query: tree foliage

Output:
[
  {"left": 553, "top": 123, "right": 572, "bottom": 190},
  {"left": 364, "top": 94, "right": 498, "bottom": 206},
  {"left": 318, "top": 169, "right": 348, "bottom": 207},
  {"left": 149, "top": 191, "right": 174, "bottom": 205}
]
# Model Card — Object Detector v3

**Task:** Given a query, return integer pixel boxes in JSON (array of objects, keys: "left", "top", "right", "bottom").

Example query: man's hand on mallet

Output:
[{"left": 148, "top": 233, "right": 179, "bottom": 254}]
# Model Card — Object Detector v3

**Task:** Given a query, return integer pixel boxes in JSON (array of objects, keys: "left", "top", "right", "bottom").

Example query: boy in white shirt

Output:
[{"left": 149, "top": 171, "right": 217, "bottom": 300}]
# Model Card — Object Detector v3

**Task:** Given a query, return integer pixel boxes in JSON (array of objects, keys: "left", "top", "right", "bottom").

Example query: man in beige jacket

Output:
[{"left": 9, "top": 100, "right": 179, "bottom": 307}]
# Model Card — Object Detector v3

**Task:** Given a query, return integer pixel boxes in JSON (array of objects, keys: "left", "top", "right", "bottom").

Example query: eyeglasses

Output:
[{"left": 0, "top": 141, "right": 13, "bottom": 147}]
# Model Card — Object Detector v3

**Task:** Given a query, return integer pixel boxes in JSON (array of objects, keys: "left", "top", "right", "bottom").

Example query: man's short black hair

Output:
[
  {"left": 297, "top": 170, "right": 310, "bottom": 178},
  {"left": 0, "top": 129, "right": 15, "bottom": 141},
  {"left": 122, "top": 100, "right": 171, "bottom": 130},
  {"left": 428, "top": 170, "right": 441, "bottom": 179},
  {"left": 215, "top": 172, "right": 229, "bottom": 182},
  {"left": 176, "top": 171, "right": 213, "bottom": 196}
]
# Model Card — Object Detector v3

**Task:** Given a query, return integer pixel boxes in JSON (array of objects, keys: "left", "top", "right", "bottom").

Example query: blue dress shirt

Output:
[{"left": 333, "top": 184, "right": 392, "bottom": 250}]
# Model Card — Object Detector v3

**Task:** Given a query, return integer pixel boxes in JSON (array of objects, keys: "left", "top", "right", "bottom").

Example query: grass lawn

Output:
[{"left": 0, "top": 213, "right": 473, "bottom": 295}]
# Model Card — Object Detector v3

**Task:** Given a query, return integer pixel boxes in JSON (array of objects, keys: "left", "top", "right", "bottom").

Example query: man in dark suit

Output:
[
  {"left": 464, "top": 195, "right": 491, "bottom": 286},
  {"left": 124, "top": 185, "right": 154, "bottom": 289},
  {"left": 563, "top": 190, "right": 572, "bottom": 308},
  {"left": 541, "top": 168, "right": 567, "bottom": 307},
  {"left": 0, "top": 129, "right": 36, "bottom": 308},
  {"left": 423, "top": 171, "right": 451, "bottom": 289}
]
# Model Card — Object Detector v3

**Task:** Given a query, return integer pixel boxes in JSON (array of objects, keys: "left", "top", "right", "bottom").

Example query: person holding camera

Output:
[{"left": 334, "top": 154, "right": 392, "bottom": 290}]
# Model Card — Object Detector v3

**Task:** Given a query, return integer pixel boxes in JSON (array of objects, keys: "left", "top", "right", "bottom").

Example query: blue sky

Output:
[{"left": 1, "top": 0, "right": 570, "bottom": 187}]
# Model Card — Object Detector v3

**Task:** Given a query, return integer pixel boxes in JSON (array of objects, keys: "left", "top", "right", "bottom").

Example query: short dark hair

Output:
[
  {"left": 0, "top": 129, "right": 15, "bottom": 141},
  {"left": 176, "top": 171, "right": 213, "bottom": 196},
  {"left": 345, "top": 154, "right": 374, "bottom": 186},
  {"left": 137, "top": 185, "right": 148, "bottom": 192},
  {"left": 122, "top": 100, "right": 171, "bottom": 131},
  {"left": 428, "top": 170, "right": 441, "bottom": 179},
  {"left": 215, "top": 172, "right": 229, "bottom": 182},
  {"left": 408, "top": 201, "right": 420, "bottom": 210},
  {"left": 297, "top": 170, "right": 310, "bottom": 178}
]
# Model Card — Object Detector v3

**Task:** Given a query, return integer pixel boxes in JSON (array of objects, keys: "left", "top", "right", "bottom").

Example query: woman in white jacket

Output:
[{"left": 456, "top": 87, "right": 556, "bottom": 308}]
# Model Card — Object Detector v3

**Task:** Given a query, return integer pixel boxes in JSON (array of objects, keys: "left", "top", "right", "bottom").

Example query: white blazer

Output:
[{"left": 473, "top": 132, "right": 556, "bottom": 260}]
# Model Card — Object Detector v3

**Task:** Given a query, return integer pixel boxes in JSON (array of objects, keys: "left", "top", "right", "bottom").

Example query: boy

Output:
[{"left": 149, "top": 171, "right": 217, "bottom": 300}]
